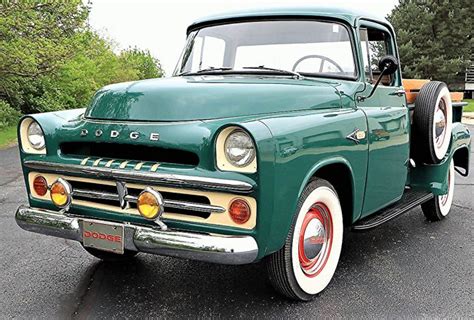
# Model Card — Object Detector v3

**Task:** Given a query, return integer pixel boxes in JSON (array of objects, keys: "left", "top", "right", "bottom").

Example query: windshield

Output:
[{"left": 174, "top": 20, "right": 357, "bottom": 79}]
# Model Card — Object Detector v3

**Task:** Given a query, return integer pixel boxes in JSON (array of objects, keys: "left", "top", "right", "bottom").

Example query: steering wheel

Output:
[{"left": 292, "top": 54, "right": 344, "bottom": 73}]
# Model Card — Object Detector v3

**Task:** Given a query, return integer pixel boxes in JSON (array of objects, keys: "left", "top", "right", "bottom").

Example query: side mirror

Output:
[
  {"left": 378, "top": 55, "right": 398, "bottom": 75},
  {"left": 358, "top": 55, "right": 399, "bottom": 102}
]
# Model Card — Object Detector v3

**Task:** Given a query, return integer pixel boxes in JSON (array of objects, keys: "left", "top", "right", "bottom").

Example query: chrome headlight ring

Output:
[
  {"left": 20, "top": 118, "right": 46, "bottom": 154},
  {"left": 216, "top": 126, "right": 257, "bottom": 173}
]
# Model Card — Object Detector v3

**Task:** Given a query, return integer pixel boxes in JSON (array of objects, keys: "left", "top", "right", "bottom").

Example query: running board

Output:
[{"left": 352, "top": 190, "right": 433, "bottom": 231}]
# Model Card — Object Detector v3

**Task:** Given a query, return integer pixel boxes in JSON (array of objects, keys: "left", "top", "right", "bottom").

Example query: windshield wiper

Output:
[
  {"left": 242, "top": 66, "right": 302, "bottom": 79},
  {"left": 178, "top": 66, "right": 303, "bottom": 79},
  {"left": 178, "top": 67, "right": 233, "bottom": 76}
]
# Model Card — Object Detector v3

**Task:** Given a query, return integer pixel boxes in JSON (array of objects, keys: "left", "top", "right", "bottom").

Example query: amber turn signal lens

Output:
[
  {"left": 33, "top": 176, "right": 48, "bottom": 196},
  {"left": 229, "top": 198, "right": 251, "bottom": 224},
  {"left": 137, "top": 188, "right": 164, "bottom": 220},
  {"left": 50, "top": 178, "right": 72, "bottom": 208}
]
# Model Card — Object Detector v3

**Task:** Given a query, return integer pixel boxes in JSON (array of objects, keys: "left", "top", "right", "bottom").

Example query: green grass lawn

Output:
[
  {"left": 464, "top": 99, "right": 474, "bottom": 112},
  {"left": 0, "top": 125, "right": 17, "bottom": 149}
]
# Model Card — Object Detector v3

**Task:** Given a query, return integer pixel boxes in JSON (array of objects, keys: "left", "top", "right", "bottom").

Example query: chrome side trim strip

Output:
[
  {"left": 24, "top": 160, "right": 253, "bottom": 193},
  {"left": 15, "top": 205, "right": 258, "bottom": 265},
  {"left": 73, "top": 188, "right": 226, "bottom": 213}
]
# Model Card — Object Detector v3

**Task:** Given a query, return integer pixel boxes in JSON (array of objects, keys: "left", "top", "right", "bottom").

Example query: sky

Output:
[{"left": 87, "top": 0, "right": 399, "bottom": 76}]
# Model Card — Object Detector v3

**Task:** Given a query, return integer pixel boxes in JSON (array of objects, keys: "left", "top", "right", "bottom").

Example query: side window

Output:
[{"left": 359, "top": 27, "right": 394, "bottom": 86}]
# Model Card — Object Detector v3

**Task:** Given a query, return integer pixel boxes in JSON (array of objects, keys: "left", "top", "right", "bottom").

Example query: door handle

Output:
[{"left": 389, "top": 89, "right": 406, "bottom": 97}]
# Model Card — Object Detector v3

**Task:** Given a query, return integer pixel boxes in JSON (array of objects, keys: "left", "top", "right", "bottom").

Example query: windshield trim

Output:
[{"left": 176, "top": 17, "right": 359, "bottom": 81}]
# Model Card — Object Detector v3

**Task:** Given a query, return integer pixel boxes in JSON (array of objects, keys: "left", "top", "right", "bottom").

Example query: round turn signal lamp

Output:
[
  {"left": 137, "top": 188, "right": 164, "bottom": 220},
  {"left": 50, "top": 178, "right": 72, "bottom": 208},
  {"left": 33, "top": 175, "right": 48, "bottom": 196},
  {"left": 229, "top": 198, "right": 251, "bottom": 224}
]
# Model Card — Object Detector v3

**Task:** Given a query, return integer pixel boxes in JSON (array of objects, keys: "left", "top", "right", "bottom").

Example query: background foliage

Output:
[
  {"left": 0, "top": 1, "right": 163, "bottom": 129},
  {"left": 388, "top": 0, "right": 473, "bottom": 90}
]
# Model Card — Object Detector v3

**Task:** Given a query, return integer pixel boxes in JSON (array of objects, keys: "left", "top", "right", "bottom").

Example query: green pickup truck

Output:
[{"left": 15, "top": 7, "right": 470, "bottom": 300}]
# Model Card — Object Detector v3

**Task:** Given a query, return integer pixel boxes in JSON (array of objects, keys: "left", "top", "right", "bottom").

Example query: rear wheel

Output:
[
  {"left": 266, "top": 178, "right": 343, "bottom": 301},
  {"left": 83, "top": 246, "right": 138, "bottom": 262},
  {"left": 421, "top": 160, "right": 455, "bottom": 221}
]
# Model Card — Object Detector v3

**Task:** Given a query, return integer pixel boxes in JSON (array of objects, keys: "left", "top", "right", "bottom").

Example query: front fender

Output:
[{"left": 257, "top": 108, "right": 368, "bottom": 257}]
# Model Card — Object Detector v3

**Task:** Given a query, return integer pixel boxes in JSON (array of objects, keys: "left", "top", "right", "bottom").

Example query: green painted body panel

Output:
[
  {"left": 410, "top": 123, "right": 471, "bottom": 195},
  {"left": 17, "top": 7, "right": 471, "bottom": 262},
  {"left": 356, "top": 82, "right": 410, "bottom": 216},
  {"left": 86, "top": 77, "right": 341, "bottom": 122}
]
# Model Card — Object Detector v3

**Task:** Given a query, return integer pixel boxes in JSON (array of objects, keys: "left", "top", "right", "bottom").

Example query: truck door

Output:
[{"left": 357, "top": 22, "right": 410, "bottom": 216}]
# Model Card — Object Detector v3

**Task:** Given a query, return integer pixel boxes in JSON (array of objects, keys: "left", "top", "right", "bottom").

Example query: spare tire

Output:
[{"left": 412, "top": 81, "right": 452, "bottom": 164}]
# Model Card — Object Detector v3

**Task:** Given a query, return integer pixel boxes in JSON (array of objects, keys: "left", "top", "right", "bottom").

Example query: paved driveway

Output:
[{"left": 0, "top": 126, "right": 472, "bottom": 319}]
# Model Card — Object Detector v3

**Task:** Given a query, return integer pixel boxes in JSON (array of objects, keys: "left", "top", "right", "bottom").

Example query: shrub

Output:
[{"left": 0, "top": 100, "right": 21, "bottom": 130}]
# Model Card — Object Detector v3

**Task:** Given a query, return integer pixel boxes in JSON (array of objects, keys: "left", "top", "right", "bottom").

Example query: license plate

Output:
[{"left": 82, "top": 220, "right": 124, "bottom": 254}]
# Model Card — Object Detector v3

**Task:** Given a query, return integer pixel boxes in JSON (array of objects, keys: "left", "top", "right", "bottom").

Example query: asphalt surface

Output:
[{"left": 0, "top": 126, "right": 473, "bottom": 319}]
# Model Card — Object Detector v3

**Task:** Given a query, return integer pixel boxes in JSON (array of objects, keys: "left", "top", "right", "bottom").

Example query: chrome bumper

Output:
[{"left": 15, "top": 205, "right": 258, "bottom": 265}]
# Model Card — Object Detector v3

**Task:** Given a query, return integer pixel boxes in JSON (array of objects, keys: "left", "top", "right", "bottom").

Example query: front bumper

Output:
[{"left": 15, "top": 205, "right": 258, "bottom": 265}]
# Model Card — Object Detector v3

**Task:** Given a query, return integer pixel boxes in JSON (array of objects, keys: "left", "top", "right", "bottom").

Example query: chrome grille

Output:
[{"left": 68, "top": 180, "right": 225, "bottom": 219}]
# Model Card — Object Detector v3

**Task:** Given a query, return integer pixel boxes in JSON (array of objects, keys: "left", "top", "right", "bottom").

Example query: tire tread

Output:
[{"left": 412, "top": 81, "right": 449, "bottom": 164}]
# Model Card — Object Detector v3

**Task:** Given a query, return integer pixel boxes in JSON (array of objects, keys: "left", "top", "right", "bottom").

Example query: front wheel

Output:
[
  {"left": 266, "top": 178, "right": 344, "bottom": 301},
  {"left": 421, "top": 160, "right": 455, "bottom": 221}
]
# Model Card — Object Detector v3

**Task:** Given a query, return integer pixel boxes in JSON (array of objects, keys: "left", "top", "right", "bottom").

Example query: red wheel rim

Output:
[{"left": 298, "top": 202, "right": 333, "bottom": 277}]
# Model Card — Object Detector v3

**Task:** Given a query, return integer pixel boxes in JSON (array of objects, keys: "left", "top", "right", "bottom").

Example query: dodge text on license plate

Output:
[{"left": 82, "top": 220, "right": 125, "bottom": 254}]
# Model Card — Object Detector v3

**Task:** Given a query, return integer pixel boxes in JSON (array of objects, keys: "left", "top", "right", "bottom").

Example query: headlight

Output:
[
  {"left": 224, "top": 130, "right": 256, "bottom": 167},
  {"left": 216, "top": 127, "right": 257, "bottom": 173},
  {"left": 27, "top": 121, "right": 45, "bottom": 150},
  {"left": 20, "top": 118, "right": 46, "bottom": 154}
]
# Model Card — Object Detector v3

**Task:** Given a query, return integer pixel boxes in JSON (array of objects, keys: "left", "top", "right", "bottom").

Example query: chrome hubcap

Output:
[
  {"left": 303, "top": 218, "right": 326, "bottom": 260},
  {"left": 434, "top": 99, "right": 447, "bottom": 148},
  {"left": 298, "top": 203, "right": 333, "bottom": 277}
]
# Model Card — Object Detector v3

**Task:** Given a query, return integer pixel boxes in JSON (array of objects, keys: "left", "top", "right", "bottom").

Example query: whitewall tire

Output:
[
  {"left": 266, "top": 178, "right": 343, "bottom": 300},
  {"left": 413, "top": 81, "right": 452, "bottom": 164},
  {"left": 421, "top": 160, "right": 455, "bottom": 221}
]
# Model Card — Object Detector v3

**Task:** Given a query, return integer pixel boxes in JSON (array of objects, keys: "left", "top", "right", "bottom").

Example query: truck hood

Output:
[{"left": 85, "top": 76, "right": 341, "bottom": 122}]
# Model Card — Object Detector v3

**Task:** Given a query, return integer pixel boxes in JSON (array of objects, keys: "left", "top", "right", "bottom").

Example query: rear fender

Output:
[{"left": 410, "top": 123, "right": 470, "bottom": 195}]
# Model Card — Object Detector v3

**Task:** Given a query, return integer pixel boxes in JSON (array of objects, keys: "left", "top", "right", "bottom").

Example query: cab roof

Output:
[{"left": 187, "top": 6, "right": 391, "bottom": 34}]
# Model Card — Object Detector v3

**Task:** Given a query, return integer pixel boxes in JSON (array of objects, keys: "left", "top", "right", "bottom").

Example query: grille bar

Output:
[
  {"left": 24, "top": 160, "right": 253, "bottom": 194},
  {"left": 73, "top": 188, "right": 225, "bottom": 214}
]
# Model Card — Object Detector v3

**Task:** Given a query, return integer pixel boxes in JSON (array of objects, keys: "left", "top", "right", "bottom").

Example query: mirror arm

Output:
[{"left": 357, "top": 66, "right": 388, "bottom": 102}]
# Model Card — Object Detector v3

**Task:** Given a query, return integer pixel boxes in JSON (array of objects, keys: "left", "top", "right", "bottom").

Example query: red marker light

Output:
[
  {"left": 33, "top": 176, "right": 48, "bottom": 196},
  {"left": 229, "top": 199, "right": 251, "bottom": 224}
]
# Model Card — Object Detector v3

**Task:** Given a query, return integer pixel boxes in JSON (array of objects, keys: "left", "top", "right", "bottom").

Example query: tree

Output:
[
  {"left": 388, "top": 0, "right": 473, "bottom": 89},
  {"left": 0, "top": 1, "right": 163, "bottom": 115},
  {"left": 0, "top": 1, "right": 89, "bottom": 112},
  {"left": 119, "top": 47, "right": 164, "bottom": 80}
]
